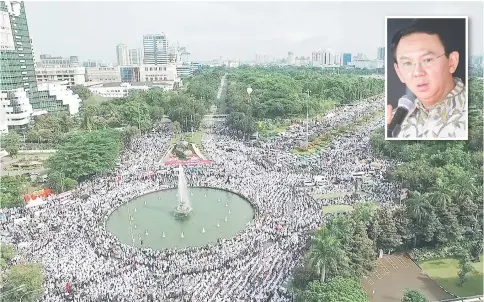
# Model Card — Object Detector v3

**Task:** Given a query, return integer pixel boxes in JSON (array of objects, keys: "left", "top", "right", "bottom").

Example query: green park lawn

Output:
[
  {"left": 170, "top": 131, "right": 203, "bottom": 148},
  {"left": 420, "top": 257, "right": 484, "bottom": 297},
  {"left": 321, "top": 204, "right": 354, "bottom": 214},
  {"left": 84, "top": 94, "right": 110, "bottom": 105}
]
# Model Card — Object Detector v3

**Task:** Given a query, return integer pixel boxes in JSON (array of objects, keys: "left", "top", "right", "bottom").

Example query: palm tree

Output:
[
  {"left": 428, "top": 180, "right": 452, "bottom": 209},
  {"left": 307, "top": 227, "right": 345, "bottom": 283},
  {"left": 406, "top": 191, "right": 432, "bottom": 247}
]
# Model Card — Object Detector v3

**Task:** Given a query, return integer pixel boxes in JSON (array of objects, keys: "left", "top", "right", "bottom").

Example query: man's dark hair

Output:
[{"left": 391, "top": 19, "right": 455, "bottom": 64}]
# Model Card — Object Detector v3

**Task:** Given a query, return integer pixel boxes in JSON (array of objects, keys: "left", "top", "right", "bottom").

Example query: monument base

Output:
[{"left": 173, "top": 206, "right": 192, "bottom": 219}]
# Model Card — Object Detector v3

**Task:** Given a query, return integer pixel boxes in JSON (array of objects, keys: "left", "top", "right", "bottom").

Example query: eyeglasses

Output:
[{"left": 399, "top": 53, "right": 446, "bottom": 71}]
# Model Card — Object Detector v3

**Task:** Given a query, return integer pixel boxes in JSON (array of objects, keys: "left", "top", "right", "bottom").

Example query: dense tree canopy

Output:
[
  {"left": 370, "top": 78, "right": 483, "bottom": 258},
  {"left": 223, "top": 67, "right": 383, "bottom": 136},
  {"left": 26, "top": 112, "right": 77, "bottom": 144},
  {"left": 0, "top": 243, "right": 15, "bottom": 270},
  {"left": 71, "top": 84, "right": 93, "bottom": 101},
  {"left": 45, "top": 129, "right": 123, "bottom": 181},
  {"left": 0, "top": 176, "right": 25, "bottom": 208},
  {"left": 1, "top": 132, "right": 21, "bottom": 157},
  {"left": 2, "top": 264, "right": 44, "bottom": 302}
]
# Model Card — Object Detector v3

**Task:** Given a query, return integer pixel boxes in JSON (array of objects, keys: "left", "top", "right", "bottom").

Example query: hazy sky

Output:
[{"left": 25, "top": 1, "right": 483, "bottom": 62}]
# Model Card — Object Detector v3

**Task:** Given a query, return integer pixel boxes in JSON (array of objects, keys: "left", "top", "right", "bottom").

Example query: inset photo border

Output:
[{"left": 385, "top": 16, "right": 468, "bottom": 141}]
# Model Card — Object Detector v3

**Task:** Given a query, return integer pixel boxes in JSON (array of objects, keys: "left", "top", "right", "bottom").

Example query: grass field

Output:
[
  {"left": 170, "top": 131, "right": 203, "bottom": 148},
  {"left": 419, "top": 257, "right": 484, "bottom": 297},
  {"left": 321, "top": 204, "right": 354, "bottom": 214},
  {"left": 84, "top": 94, "right": 111, "bottom": 106},
  {"left": 313, "top": 192, "right": 349, "bottom": 199}
]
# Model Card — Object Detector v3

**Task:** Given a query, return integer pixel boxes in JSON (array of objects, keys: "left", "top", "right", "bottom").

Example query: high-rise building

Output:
[
  {"left": 342, "top": 53, "right": 352, "bottom": 66},
  {"left": 128, "top": 48, "right": 142, "bottom": 65},
  {"left": 143, "top": 34, "right": 169, "bottom": 65},
  {"left": 0, "top": 1, "right": 37, "bottom": 131},
  {"left": 287, "top": 51, "right": 295, "bottom": 65},
  {"left": 116, "top": 43, "right": 129, "bottom": 66},
  {"left": 377, "top": 47, "right": 385, "bottom": 61}
]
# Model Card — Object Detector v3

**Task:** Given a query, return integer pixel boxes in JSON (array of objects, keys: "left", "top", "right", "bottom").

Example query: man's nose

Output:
[{"left": 412, "top": 62, "right": 426, "bottom": 77}]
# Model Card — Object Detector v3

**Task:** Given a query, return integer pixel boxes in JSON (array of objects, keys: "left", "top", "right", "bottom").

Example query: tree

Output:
[
  {"left": 294, "top": 277, "right": 369, "bottom": 302},
  {"left": 123, "top": 126, "right": 141, "bottom": 150},
  {"left": 458, "top": 261, "right": 475, "bottom": 287},
  {"left": 0, "top": 176, "right": 25, "bottom": 208},
  {"left": 45, "top": 129, "right": 123, "bottom": 180},
  {"left": 1, "top": 132, "right": 20, "bottom": 157},
  {"left": 307, "top": 227, "right": 347, "bottom": 283},
  {"left": 71, "top": 84, "right": 92, "bottom": 101},
  {"left": 376, "top": 208, "right": 402, "bottom": 253},
  {"left": 2, "top": 264, "right": 44, "bottom": 302},
  {"left": 290, "top": 265, "right": 319, "bottom": 290},
  {"left": 173, "top": 121, "right": 181, "bottom": 135},
  {"left": 402, "top": 289, "right": 429, "bottom": 302},
  {"left": 454, "top": 250, "right": 476, "bottom": 287},
  {"left": 344, "top": 218, "right": 375, "bottom": 278},
  {"left": 47, "top": 172, "right": 78, "bottom": 193},
  {"left": 0, "top": 243, "right": 15, "bottom": 270}
]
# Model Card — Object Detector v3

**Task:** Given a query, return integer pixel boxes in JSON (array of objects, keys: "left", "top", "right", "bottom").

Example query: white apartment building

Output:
[
  {"left": 224, "top": 60, "right": 239, "bottom": 68},
  {"left": 0, "top": 88, "right": 33, "bottom": 132},
  {"left": 139, "top": 64, "right": 178, "bottom": 82},
  {"left": 89, "top": 83, "right": 150, "bottom": 98},
  {"left": 354, "top": 59, "right": 384, "bottom": 69},
  {"left": 37, "top": 81, "right": 81, "bottom": 115},
  {"left": 287, "top": 52, "right": 295, "bottom": 65},
  {"left": 35, "top": 66, "right": 86, "bottom": 88},
  {"left": 85, "top": 66, "right": 121, "bottom": 83},
  {"left": 312, "top": 49, "right": 341, "bottom": 67}
]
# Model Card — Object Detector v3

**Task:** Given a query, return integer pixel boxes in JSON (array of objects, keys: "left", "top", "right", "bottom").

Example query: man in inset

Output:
[{"left": 387, "top": 19, "right": 467, "bottom": 139}]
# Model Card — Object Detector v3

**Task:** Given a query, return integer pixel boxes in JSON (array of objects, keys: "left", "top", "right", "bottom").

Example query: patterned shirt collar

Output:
[{"left": 415, "top": 77, "right": 465, "bottom": 112}]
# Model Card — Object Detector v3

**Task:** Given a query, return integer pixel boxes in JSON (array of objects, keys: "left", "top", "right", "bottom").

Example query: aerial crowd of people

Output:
[{"left": 1, "top": 94, "right": 403, "bottom": 302}]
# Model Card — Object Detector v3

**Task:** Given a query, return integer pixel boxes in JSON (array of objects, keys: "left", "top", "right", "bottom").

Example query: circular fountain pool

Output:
[{"left": 105, "top": 187, "right": 254, "bottom": 250}]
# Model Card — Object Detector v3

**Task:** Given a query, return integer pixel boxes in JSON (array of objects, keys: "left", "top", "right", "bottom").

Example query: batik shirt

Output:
[{"left": 398, "top": 77, "right": 467, "bottom": 139}]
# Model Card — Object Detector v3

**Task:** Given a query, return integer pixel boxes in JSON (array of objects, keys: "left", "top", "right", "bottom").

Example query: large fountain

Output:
[
  {"left": 106, "top": 167, "right": 254, "bottom": 250},
  {"left": 173, "top": 165, "right": 192, "bottom": 217}
]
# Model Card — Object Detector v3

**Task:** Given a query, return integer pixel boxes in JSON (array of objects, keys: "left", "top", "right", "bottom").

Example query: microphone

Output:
[{"left": 387, "top": 95, "right": 416, "bottom": 138}]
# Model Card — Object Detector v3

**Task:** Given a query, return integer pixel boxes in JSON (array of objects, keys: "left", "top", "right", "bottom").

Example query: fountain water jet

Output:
[{"left": 173, "top": 165, "right": 192, "bottom": 217}]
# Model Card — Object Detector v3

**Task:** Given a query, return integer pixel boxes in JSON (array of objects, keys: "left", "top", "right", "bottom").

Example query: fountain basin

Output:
[{"left": 105, "top": 187, "right": 254, "bottom": 250}]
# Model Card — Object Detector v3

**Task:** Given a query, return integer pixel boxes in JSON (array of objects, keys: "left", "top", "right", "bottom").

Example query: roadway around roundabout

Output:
[{"left": 105, "top": 187, "right": 255, "bottom": 250}]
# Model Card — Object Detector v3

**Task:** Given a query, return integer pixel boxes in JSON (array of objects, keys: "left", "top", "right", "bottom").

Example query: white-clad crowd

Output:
[{"left": 1, "top": 95, "right": 401, "bottom": 302}]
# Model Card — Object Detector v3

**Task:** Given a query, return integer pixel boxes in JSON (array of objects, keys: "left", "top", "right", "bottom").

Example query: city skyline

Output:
[{"left": 25, "top": 1, "right": 483, "bottom": 63}]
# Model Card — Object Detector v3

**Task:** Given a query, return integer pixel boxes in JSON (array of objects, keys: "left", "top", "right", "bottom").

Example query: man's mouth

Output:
[{"left": 416, "top": 82, "right": 429, "bottom": 92}]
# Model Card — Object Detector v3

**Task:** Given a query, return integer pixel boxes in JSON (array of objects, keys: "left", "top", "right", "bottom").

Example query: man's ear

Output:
[
  {"left": 394, "top": 63, "right": 405, "bottom": 84},
  {"left": 448, "top": 51, "right": 459, "bottom": 74}
]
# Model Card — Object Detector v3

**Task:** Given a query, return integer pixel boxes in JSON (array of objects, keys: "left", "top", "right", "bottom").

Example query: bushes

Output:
[{"left": 409, "top": 246, "right": 458, "bottom": 262}]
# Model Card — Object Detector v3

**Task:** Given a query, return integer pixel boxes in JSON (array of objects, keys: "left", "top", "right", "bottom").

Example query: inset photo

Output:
[{"left": 385, "top": 17, "right": 468, "bottom": 140}]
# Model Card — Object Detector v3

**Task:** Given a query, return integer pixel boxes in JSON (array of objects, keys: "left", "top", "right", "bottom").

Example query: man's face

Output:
[{"left": 393, "top": 32, "right": 459, "bottom": 106}]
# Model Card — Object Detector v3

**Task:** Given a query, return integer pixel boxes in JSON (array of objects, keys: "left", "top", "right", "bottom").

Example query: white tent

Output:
[{"left": 26, "top": 198, "right": 48, "bottom": 208}]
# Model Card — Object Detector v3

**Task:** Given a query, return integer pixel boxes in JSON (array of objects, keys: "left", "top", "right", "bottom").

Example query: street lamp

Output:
[
  {"left": 247, "top": 87, "right": 253, "bottom": 131},
  {"left": 305, "top": 90, "right": 310, "bottom": 146},
  {"left": 247, "top": 87, "right": 252, "bottom": 104}
]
